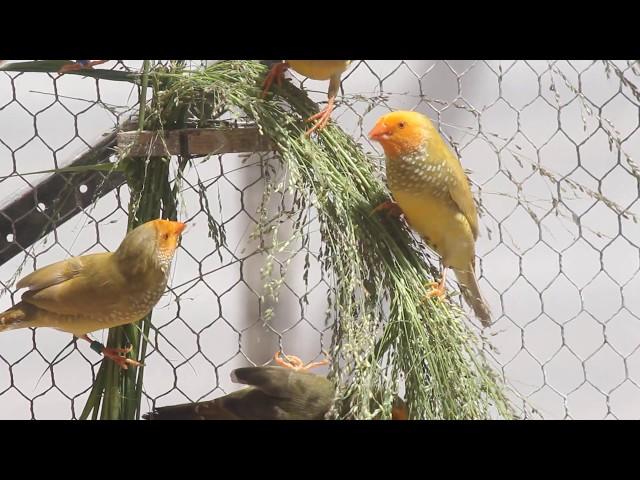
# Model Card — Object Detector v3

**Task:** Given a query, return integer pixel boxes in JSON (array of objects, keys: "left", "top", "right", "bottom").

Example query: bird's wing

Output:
[
  {"left": 144, "top": 397, "right": 243, "bottom": 420},
  {"left": 216, "top": 388, "right": 290, "bottom": 419},
  {"left": 230, "top": 366, "right": 297, "bottom": 398},
  {"left": 19, "top": 253, "right": 125, "bottom": 315},
  {"left": 435, "top": 139, "right": 479, "bottom": 239},
  {"left": 231, "top": 366, "right": 334, "bottom": 419},
  {"left": 144, "top": 387, "right": 292, "bottom": 420},
  {"left": 17, "top": 256, "right": 85, "bottom": 290},
  {"left": 146, "top": 368, "right": 335, "bottom": 420}
]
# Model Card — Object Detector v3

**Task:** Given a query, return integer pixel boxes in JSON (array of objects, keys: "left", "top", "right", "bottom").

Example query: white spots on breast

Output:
[{"left": 386, "top": 149, "right": 456, "bottom": 205}]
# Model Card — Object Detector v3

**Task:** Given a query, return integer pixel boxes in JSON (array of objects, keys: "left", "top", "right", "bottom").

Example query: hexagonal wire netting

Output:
[{"left": 0, "top": 60, "right": 639, "bottom": 419}]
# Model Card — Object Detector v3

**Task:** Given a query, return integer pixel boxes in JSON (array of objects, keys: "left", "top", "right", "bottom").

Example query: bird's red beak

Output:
[
  {"left": 174, "top": 222, "right": 187, "bottom": 235},
  {"left": 369, "top": 122, "right": 389, "bottom": 142}
]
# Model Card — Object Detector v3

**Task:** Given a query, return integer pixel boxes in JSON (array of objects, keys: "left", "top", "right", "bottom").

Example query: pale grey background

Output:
[{"left": 0, "top": 60, "right": 638, "bottom": 419}]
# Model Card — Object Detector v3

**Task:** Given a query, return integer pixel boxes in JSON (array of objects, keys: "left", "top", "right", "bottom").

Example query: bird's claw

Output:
[
  {"left": 109, "top": 356, "right": 144, "bottom": 370},
  {"left": 422, "top": 280, "right": 447, "bottom": 302},
  {"left": 305, "top": 100, "right": 335, "bottom": 136},
  {"left": 273, "top": 351, "right": 329, "bottom": 372},
  {"left": 102, "top": 345, "right": 144, "bottom": 370}
]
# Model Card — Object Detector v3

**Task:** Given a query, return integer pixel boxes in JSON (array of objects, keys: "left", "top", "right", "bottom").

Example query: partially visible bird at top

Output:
[
  {"left": 369, "top": 110, "right": 492, "bottom": 327},
  {"left": 58, "top": 60, "right": 109, "bottom": 74},
  {"left": 0, "top": 219, "right": 186, "bottom": 369},
  {"left": 261, "top": 60, "right": 352, "bottom": 136}
]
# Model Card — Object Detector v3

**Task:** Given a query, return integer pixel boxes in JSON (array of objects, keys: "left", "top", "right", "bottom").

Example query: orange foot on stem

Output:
[
  {"left": 305, "top": 97, "right": 335, "bottom": 136},
  {"left": 273, "top": 351, "right": 329, "bottom": 372},
  {"left": 102, "top": 345, "right": 144, "bottom": 370},
  {"left": 81, "top": 335, "right": 143, "bottom": 370},
  {"left": 422, "top": 271, "right": 448, "bottom": 302},
  {"left": 261, "top": 62, "right": 289, "bottom": 98},
  {"left": 58, "top": 60, "right": 108, "bottom": 74},
  {"left": 425, "top": 280, "right": 446, "bottom": 300}
]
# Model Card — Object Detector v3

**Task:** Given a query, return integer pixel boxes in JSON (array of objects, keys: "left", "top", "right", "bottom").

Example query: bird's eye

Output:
[
  {"left": 398, "top": 122, "right": 406, "bottom": 129},
  {"left": 163, "top": 233, "right": 169, "bottom": 240}
]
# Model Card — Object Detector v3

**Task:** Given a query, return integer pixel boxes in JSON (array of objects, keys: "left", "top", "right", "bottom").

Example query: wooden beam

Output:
[
  {"left": 0, "top": 125, "right": 273, "bottom": 267},
  {"left": 117, "top": 127, "right": 274, "bottom": 157},
  {"left": 0, "top": 132, "right": 125, "bottom": 266}
]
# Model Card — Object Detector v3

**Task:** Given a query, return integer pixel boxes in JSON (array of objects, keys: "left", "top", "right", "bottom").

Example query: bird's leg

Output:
[
  {"left": 300, "top": 356, "right": 331, "bottom": 371},
  {"left": 80, "top": 334, "right": 143, "bottom": 370},
  {"left": 261, "top": 61, "right": 289, "bottom": 98},
  {"left": 305, "top": 95, "right": 336, "bottom": 136},
  {"left": 424, "top": 267, "right": 447, "bottom": 301},
  {"left": 58, "top": 60, "right": 108, "bottom": 74},
  {"left": 372, "top": 200, "right": 404, "bottom": 219},
  {"left": 273, "top": 351, "right": 329, "bottom": 372},
  {"left": 305, "top": 73, "right": 341, "bottom": 135},
  {"left": 274, "top": 351, "right": 305, "bottom": 369}
]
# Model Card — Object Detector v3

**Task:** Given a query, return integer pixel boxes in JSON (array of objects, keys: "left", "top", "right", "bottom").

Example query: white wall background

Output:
[{"left": 0, "top": 60, "right": 638, "bottom": 419}]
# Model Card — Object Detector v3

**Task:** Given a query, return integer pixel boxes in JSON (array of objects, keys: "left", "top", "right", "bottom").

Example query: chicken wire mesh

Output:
[{"left": 0, "top": 60, "right": 639, "bottom": 419}]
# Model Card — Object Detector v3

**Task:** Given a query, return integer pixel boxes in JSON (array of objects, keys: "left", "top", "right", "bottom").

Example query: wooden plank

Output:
[
  {"left": 117, "top": 127, "right": 274, "bottom": 157},
  {"left": 0, "top": 125, "right": 273, "bottom": 267},
  {"left": 0, "top": 132, "right": 125, "bottom": 266}
]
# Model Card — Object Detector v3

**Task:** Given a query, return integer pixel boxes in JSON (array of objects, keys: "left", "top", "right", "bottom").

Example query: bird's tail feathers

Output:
[{"left": 454, "top": 265, "right": 492, "bottom": 327}]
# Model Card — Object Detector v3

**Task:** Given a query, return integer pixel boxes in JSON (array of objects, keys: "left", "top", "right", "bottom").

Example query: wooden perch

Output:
[
  {"left": 0, "top": 132, "right": 124, "bottom": 266},
  {"left": 117, "top": 127, "right": 274, "bottom": 157},
  {"left": 0, "top": 125, "right": 276, "bottom": 267}
]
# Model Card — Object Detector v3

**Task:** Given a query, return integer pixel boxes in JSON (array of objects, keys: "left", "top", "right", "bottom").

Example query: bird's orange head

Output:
[
  {"left": 152, "top": 219, "right": 187, "bottom": 255},
  {"left": 116, "top": 219, "right": 186, "bottom": 275},
  {"left": 369, "top": 110, "right": 435, "bottom": 158}
]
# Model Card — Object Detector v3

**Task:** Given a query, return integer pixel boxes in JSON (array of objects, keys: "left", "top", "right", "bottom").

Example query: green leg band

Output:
[{"left": 89, "top": 340, "right": 105, "bottom": 355}]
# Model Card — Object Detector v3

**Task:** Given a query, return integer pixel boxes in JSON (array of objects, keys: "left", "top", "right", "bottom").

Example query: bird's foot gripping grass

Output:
[
  {"left": 101, "top": 345, "right": 144, "bottom": 370},
  {"left": 261, "top": 62, "right": 289, "bottom": 98},
  {"left": 82, "top": 335, "right": 144, "bottom": 370},
  {"left": 422, "top": 270, "right": 448, "bottom": 302},
  {"left": 273, "top": 351, "right": 329, "bottom": 372},
  {"left": 372, "top": 200, "right": 404, "bottom": 219},
  {"left": 58, "top": 60, "right": 108, "bottom": 74},
  {"left": 305, "top": 97, "right": 335, "bottom": 136},
  {"left": 424, "top": 280, "right": 446, "bottom": 300}
]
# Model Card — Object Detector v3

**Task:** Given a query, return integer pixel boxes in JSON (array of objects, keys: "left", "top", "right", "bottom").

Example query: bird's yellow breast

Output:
[
  {"left": 385, "top": 145, "right": 477, "bottom": 269},
  {"left": 287, "top": 60, "right": 351, "bottom": 80},
  {"left": 394, "top": 190, "right": 475, "bottom": 270}
]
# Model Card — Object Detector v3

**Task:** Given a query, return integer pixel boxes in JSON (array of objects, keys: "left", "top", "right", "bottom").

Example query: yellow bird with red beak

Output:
[
  {"left": 369, "top": 111, "right": 491, "bottom": 327},
  {"left": 0, "top": 219, "right": 186, "bottom": 368},
  {"left": 262, "top": 60, "right": 352, "bottom": 135}
]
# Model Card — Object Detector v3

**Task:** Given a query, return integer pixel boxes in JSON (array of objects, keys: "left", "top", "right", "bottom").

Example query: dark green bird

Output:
[
  {"left": 143, "top": 366, "right": 334, "bottom": 420},
  {"left": 143, "top": 365, "right": 409, "bottom": 421}
]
